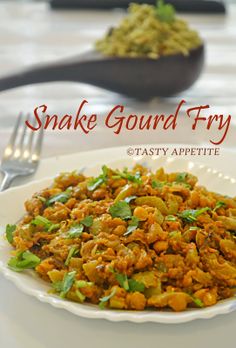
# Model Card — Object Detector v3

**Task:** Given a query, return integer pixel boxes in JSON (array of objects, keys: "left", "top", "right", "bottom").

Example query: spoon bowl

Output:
[{"left": 0, "top": 44, "right": 204, "bottom": 99}]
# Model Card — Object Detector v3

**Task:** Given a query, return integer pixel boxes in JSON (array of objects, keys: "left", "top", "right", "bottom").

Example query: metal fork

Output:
[{"left": 0, "top": 113, "right": 44, "bottom": 192}]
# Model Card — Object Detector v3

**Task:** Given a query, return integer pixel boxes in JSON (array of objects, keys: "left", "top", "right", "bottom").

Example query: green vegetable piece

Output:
[
  {"left": 156, "top": 0, "right": 175, "bottom": 23},
  {"left": 87, "top": 165, "right": 108, "bottom": 191},
  {"left": 101, "top": 165, "right": 109, "bottom": 177},
  {"left": 81, "top": 215, "right": 93, "bottom": 227},
  {"left": 65, "top": 246, "right": 78, "bottom": 266},
  {"left": 132, "top": 271, "right": 157, "bottom": 288},
  {"left": 109, "top": 201, "right": 132, "bottom": 220},
  {"left": 6, "top": 224, "right": 16, "bottom": 244},
  {"left": 8, "top": 250, "right": 41, "bottom": 272},
  {"left": 124, "top": 196, "right": 137, "bottom": 204},
  {"left": 76, "top": 280, "right": 94, "bottom": 288},
  {"left": 124, "top": 216, "right": 140, "bottom": 236},
  {"left": 157, "top": 261, "right": 167, "bottom": 273},
  {"left": 31, "top": 215, "right": 50, "bottom": 227},
  {"left": 178, "top": 207, "right": 210, "bottom": 223},
  {"left": 165, "top": 215, "right": 177, "bottom": 222},
  {"left": 46, "top": 191, "right": 71, "bottom": 207},
  {"left": 189, "top": 226, "right": 201, "bottom": 231},
  {"left": 151, "top": 180, "right": 164, "bottom": 189},
  {"left": 31, "top": 215, "right": 60, "bottom": 232},
  {"left": 37, "top": 196, "right": 46, "bottom": 203},
  {"left": 53, "top": 271, "right": 77, "bottom": 298},
  {"left": 67, "top": 224, "right": 84, "bottom": 238},
  {"left": 114, "top": 184, "right": 133, "bottom": 203},
  {"left": 99, "top": 287, "right": 117, "bottom": 309},
  {"left": 192, "top": 297, "right": 204, "bottom": 308},
  {"left": 74, "top": 280, "right": 93, "bottom": 302},
  {"left": 48, "top": 224, "right": 60, "bottom": 232},
  {"left": 213, "top": 201, "right": 227, "bottom": 212},
  {"left": 75, "top": 289, "right": 86, "bottom": 302},
  {"left": 87, "top": 177, "right": 104, "bottom": 191},
  {"left": 169, "top": 231, "right": 181, "bottom": 238}
]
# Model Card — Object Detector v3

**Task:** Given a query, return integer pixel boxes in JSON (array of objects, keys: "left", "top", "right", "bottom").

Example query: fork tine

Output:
[
  {"left": 5, "top": 113, "right": 23, "bottom": 153},
  {"left": 23, "top": 113, "right": 34, "bottom": 157},
  {"left": 31, "top": 118, "right": 44, "bottom": 161},
  {"left": 1, "top": 111, "right": 44, "bottom": 191},
  {"left": 18, "top": 113, "right": 28, "bottom": 154}
]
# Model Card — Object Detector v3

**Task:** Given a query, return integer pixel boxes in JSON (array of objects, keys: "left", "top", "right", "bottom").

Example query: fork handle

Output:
[{"left": 0, "top": 172, "right": 17, "bottom": 192}]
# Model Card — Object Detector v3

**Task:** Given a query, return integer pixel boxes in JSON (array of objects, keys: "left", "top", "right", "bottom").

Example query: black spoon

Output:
[{"left": 0, "top": 45, "right": 204, "bottom": 99}]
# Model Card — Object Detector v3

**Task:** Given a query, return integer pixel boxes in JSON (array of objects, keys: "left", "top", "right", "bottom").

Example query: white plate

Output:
[{"left": 0, "top": 156, "right": 236, "bottom": 324}]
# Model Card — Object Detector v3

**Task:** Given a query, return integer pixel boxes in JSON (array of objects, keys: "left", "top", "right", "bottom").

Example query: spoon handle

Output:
[
  {"left": 0, "top": 49, "right": 105, "bottom": 92},
  {"left": 0, "top": 60, "right": 88, "bottom": 92}
]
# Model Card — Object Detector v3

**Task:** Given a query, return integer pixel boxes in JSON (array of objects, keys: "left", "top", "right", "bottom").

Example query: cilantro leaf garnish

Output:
[
  {"left": 124, "top": 216, "right": 140, "bottom": 236},
  {"left": 66, "top": 224, "right": 84, "bottom": 239},
  {"left": 128, "top": 279, "right": 145, "bottom": 292},
  {"left": 65, "top": 246, "right": 79, "bottom": 266},
  {"left": 66, "top": 217, "right": 93, "bottom": 239},
  {"left": 80, "top": 215, "right": 93, "bottom": 227},
  {"left": 52, "top": 271, "right": 76, "bottom": 298},
  {"left": 114, "top": 272, "right": 145, "bottom": 292},
  {"left": 87, "top": 165, "right": 108, "bottom": 191},
  {"left": 46, "top": 190, "right": 71, "bottom": 207},
  {"left": 109, "top": 201, "right": 132, "bottom": 220},
  {"left": 156, "top": 0, "right": 175, "bottom": 23},
  {"left": 151, "top": 180, "right": 165, "bottom": 189},
  {"left": 8, "top": 250, "right": 41, "bottom": 272},
  {"left": 176, "top": 172, "right": 188, "bottom": 183},
  {"left": 99, "top": 287, "right": 117, "bottom": 309},
  {"left": 115, "top": 273, "right": 129, "bottom": 291},
  {"left": 213, "top": 201, "right": 227, "bottom": 212},
  {"left": 5, "top": 224, "right": 16, "bottom": 244},
  {"left": 31, "top": 215, "right": 60, "bottom": 232},
  {"left": 178, "top": 207, "right": 210, "bottom": 223},
  {"left": 113, "top": 169, "right": 142, "bottom": 185}
]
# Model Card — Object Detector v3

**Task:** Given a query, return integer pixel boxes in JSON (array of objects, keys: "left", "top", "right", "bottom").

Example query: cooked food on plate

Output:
[
  {"left": 6, "top": 165, "right": 236, "bottom": 312},
  {"left": 96, "top": 1, "right": 202, "bottom": 59}
]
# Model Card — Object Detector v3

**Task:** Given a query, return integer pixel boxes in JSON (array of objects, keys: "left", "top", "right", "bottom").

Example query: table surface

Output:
[{"left": 0, "top": 2, "right": 236, "bottom": 348}]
